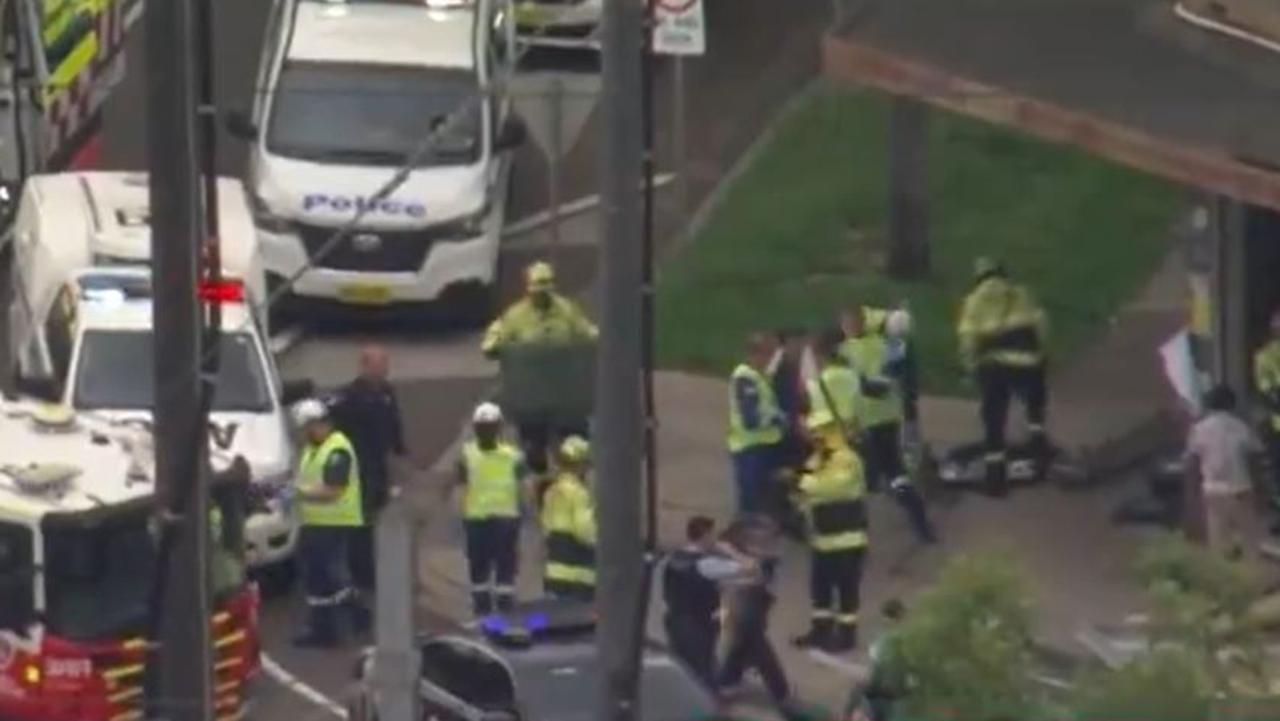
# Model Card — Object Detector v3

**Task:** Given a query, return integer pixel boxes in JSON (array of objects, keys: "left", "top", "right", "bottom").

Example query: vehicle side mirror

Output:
[
  {"left": 281, "top": 379, "right": 315, "bottom": 406},
  {"left": 15, "top": 375, "right": 59, "bottom": 403},
  {"left": 494, "top": 115, "right": 527, "bottom": 152},
  {"left": 224, "top": 110, "right": 258, "bottom": 140}
]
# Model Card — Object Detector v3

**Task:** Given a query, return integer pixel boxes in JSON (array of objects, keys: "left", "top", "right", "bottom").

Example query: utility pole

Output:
[
  {"left": 145, "top": 0, "right": 213, "bottom": 714},
  {"left": 596, "top": 1, "right": 646, "bottom": 721}
]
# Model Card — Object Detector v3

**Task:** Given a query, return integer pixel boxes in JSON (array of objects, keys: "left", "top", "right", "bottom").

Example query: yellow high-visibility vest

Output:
[
  {"left": 462, "top": 441, "right": 521, "bottom": 519},
  {"left": 298, "top": 431, "right": 363, "bottom": 527}
]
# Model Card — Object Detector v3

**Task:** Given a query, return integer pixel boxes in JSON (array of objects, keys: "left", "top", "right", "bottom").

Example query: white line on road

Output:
[
  {"left": 502, "top": 173, "right": 676, "bottom": 243},
  {"left": 261, "top": 654, "right": 348, "bottom": 719}
]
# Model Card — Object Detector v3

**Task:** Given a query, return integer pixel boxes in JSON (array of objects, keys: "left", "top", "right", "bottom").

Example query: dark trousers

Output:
[
  {"left": 517, "top": 418, "right": 589, "bottom": 474},
  {"left": 664, "top": 611, "right": 718, "bottom": 690},
  {"left": 731, "top": 443, "right": 782, "bottom": 515},
  {"left": 349, "top": 474, "right": 389, "bottom": 592},
  {"left": 863, "top": 423, "right": 937, "bottom": 542},
  {"left": 299, "top": 526, "right": 367, "bottom": 641},
  {"left": 464, "top": 517, "right": 520, "bottom": 615},
  {"left": 719, "top": 592, "right": 790, "bottom": 704},
  {"left": 810, "top": 548, "right": 864, "bottom": 629},
  {"left": 978, "top": 363, "right": 1048, "bottom": 493}
]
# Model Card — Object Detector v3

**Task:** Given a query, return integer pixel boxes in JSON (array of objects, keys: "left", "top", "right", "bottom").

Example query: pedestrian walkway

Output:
[{"left": 407, "top": 247, "right": 1216, "bottom": 717}]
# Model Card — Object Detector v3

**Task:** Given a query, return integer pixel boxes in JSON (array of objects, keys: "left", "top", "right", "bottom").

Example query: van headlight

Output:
[
  {"left": 249, "top": 191, "right": 295, "bottom": 234},
  {"left": 436, "top": 205, "right": 489, "bottom": 239}
]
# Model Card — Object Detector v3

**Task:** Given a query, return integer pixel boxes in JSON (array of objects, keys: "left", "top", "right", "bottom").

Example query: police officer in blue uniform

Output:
[{"left": 662, "top": 516, "right": 750, "bottom": 689}]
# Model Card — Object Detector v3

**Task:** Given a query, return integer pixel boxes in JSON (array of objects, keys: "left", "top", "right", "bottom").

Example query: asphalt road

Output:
[{"left": 97, "top": 0, "right": 831, "bottom": 716}]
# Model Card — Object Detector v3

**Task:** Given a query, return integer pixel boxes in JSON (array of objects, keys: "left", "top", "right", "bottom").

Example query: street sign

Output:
[{"left": 653, "top": 0, "right": 705, "bottom": 56}]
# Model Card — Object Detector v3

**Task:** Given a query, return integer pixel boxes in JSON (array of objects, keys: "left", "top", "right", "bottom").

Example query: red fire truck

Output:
[{"left": 0, "top": 401, "right": 261, "bottom": 721}]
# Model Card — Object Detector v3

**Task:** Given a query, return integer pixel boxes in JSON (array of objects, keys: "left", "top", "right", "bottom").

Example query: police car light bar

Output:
[{"left": 198, "top": 279, "right": 245, "bottom": 304}]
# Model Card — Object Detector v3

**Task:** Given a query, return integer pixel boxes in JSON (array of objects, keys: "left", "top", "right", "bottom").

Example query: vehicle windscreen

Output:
[
  {"left": 73, "top": 330, "right": 272, "bottom": 412},
  {"left": 267, "top": 61, "right": 481, "bottom": 166},
  {"left": 511, "top": 652, "right": 715, "bottom": 721},
  {"left": 42, "top": 508, "right": 244, "bottom": 641},
  {"left": 42, "top": 509, "right": 155, "bottom": 640}
]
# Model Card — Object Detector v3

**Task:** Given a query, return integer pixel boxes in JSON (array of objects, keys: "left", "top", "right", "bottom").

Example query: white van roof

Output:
[
  {"left": 287, "top": 0, "right": 477, "bottom": 69},
  {"left": 22, "top": 171, "right": 259, "bottom": 281}
]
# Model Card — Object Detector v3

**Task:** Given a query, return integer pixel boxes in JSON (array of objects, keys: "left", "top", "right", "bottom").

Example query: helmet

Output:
[
  {"left": 806, "top": 410, "right": 838, "bottom": 431},
  {"left": 885, "top": 309, "right": 912, "bottom": 338},
  {"left": 973, "top": 256, "right": 1004, "bottom": 279},
  {"left": 291, "top": 398, "right": 329, "bottom": 427},
  {"left": 526, "top": 261, "right": 555, "bottom": 292},
  {"left": 472, "top": 402, "right": 503, "bottom": 424},
  {"left": 559, "top": 435, "right": 590, "bottom": 463}
]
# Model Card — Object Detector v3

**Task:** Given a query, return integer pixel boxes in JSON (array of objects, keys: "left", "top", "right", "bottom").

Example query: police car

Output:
[
  {"left": 3, "top": 267, "right": 305, "bottom": 573},
  {"left": 3, "top": 171, "right": 270, "bottom": 337},
  {"left": 348, "top": 600, "right": 719, "bottom": 721},
  {"left": 513, "top": 0, "right": 602, "bottom": 50},
  {"left": 0, "top": 400, "right": 261, "bottom": 721},
  {"left": 228, "top": 0, "right": 527, "bottom": 319}
]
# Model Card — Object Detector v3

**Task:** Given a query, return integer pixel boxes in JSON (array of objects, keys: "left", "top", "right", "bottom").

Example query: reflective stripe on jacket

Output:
[
  {"left": 299, "top": 431, "right": 363, "bottom": 527},
  {"left": 542, "top": 472, "right": 597, "bottom": 586},
  {"left": 798, "top": 445, "right": 868, "bottom": 552},
  {"left": 462, "top": 441, "right": 522, "bottom": 519},
  {"left": 957, "top": 277, "right": 1048, "bottom": 370}
]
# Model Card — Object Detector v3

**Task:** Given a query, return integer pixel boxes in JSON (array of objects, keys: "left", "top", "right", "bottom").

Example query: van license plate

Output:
[{"left": 338, "top": 283, "right": 393, "bottom": 305}]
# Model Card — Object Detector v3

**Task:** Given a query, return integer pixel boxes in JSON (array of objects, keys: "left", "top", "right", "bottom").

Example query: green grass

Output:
[{"left": 655, "top": 90, "right": 1183, "bottom": 395}]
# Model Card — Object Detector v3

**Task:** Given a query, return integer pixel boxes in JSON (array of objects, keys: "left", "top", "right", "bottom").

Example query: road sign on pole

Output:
[{"left": 652, "top": 0, "right": 705, "bottom": 56}]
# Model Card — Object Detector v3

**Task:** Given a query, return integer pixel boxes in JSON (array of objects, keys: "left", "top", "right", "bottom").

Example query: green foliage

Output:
[
  {"left": 888, "top": 551, "right": 1040, "bottom": 721},
  {"left": 655, "top": 90, "right": 1180, "bottom": 394},
  {"left": 1073, "top": 648, "right": 1213, "bottom": 721}
]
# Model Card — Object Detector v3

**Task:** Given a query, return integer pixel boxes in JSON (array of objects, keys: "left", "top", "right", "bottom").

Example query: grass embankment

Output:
[{"left": 655, "top": 91, "right": 1182, "bottom": 395}]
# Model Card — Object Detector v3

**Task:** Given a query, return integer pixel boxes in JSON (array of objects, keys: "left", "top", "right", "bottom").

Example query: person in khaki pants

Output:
[{"left": 1185, "top": 385, "right": 1265, "bottom": 564}]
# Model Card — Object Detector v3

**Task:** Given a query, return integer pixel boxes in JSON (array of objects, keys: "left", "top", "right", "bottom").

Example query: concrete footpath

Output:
[{"left": 402, "top": 246, "right": 1210, "bottom": 717}]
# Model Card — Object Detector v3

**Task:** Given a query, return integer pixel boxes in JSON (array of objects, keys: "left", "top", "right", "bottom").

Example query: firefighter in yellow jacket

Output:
[
  {"left": 482, "top": 261, "right": 599, "bottom": 474},
  {"left": 957, "top": 258, "right": 1050, "bottom": 496},
  {"left": 788, "top": 411, "right": 869, "bottom": 653},
  {"left": 1254, "top": 310, "right": 1280, "bottom": 508},
  {"left": 541, "top": 435, "right": 597, "bottom": 601}
]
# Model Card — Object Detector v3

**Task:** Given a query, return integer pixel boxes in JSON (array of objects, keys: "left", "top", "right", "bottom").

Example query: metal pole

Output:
[
  {"left": 597, "top": 0, "right": 646, "bottom": 719},
  {"left": 671, "top": 56, "right": 687, "bottom": 224},
  {"left": 374, "top": 502, "right": 421, "bottom": 721},
  {"left": 548, "top": 77, "right": 564, "bottom": 257},
  {"left": 145, "top": 0, "right": 213, "bottom": 714},
  {"left": 195, "top": 0, "right": 222, "bottom": 341},
  {"left": 640, "top": 1, "right": 657, "bottom": 554}
]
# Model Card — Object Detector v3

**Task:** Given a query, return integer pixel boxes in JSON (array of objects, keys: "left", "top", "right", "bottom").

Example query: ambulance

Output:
[
  {"left": 228, "top": 0, "right": 525, "bottom": 320},
  {"left": 0, "top": 400, "right": 261, "bottom": 721},
  {"left": 3, "top": 265, "right": 304, "bottom": 573}
]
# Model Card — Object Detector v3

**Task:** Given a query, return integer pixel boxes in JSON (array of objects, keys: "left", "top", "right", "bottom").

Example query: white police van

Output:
[
  {"left": 3, "top": 266, "right": 305, "bottom": 574},
  {"left": 228, "top": 0, "right": 526, "bottom": 319}
]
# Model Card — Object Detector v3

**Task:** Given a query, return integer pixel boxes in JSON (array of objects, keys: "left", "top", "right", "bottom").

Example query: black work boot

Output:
[
  {"left": 831, "top": 623, "right": 857, "bottom": 652},
  {"left": 1029, "top": 432, "right": 1051, "bottom": 480},
  {"left": 792, "top": 618, "right": 832, "bottom": 649}
]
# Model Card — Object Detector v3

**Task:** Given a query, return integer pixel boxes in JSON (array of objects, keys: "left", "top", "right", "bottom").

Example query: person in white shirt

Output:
[{"left": 1185, "top": 385, "right": 1264, "bottom": 563}]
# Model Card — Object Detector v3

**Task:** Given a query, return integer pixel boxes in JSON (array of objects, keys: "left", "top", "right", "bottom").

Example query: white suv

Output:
[{"left": 229, "top": 0, "right": 526, "bottom": 321}]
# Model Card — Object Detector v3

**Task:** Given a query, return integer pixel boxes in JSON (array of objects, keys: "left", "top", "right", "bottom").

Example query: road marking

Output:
[
  {"left": 1174, "top": 2, "right": 1280, "bottom": 55},
  {"left": 261, "top": 654, "right": 347, "bottom": 718},
  {"left": 804, "top": 650, "right": 868, "bottom": 678}
]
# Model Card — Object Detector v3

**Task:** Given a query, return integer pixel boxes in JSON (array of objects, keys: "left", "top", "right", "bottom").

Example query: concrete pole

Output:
[
  {"left": 145, "top": 0, "right": 213, "bottom": 712},
  {"left": 886, "top": 95, "right": 930, "bottom": 279},
  {"left": 548, "top": 77, "right": 564, "bottom": 256},
  {"left": 596, "top": 0, "right": 646, "bottom": 720},
  {"left": 374, "top": 501, "right": 421, "bottom": 721}
]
